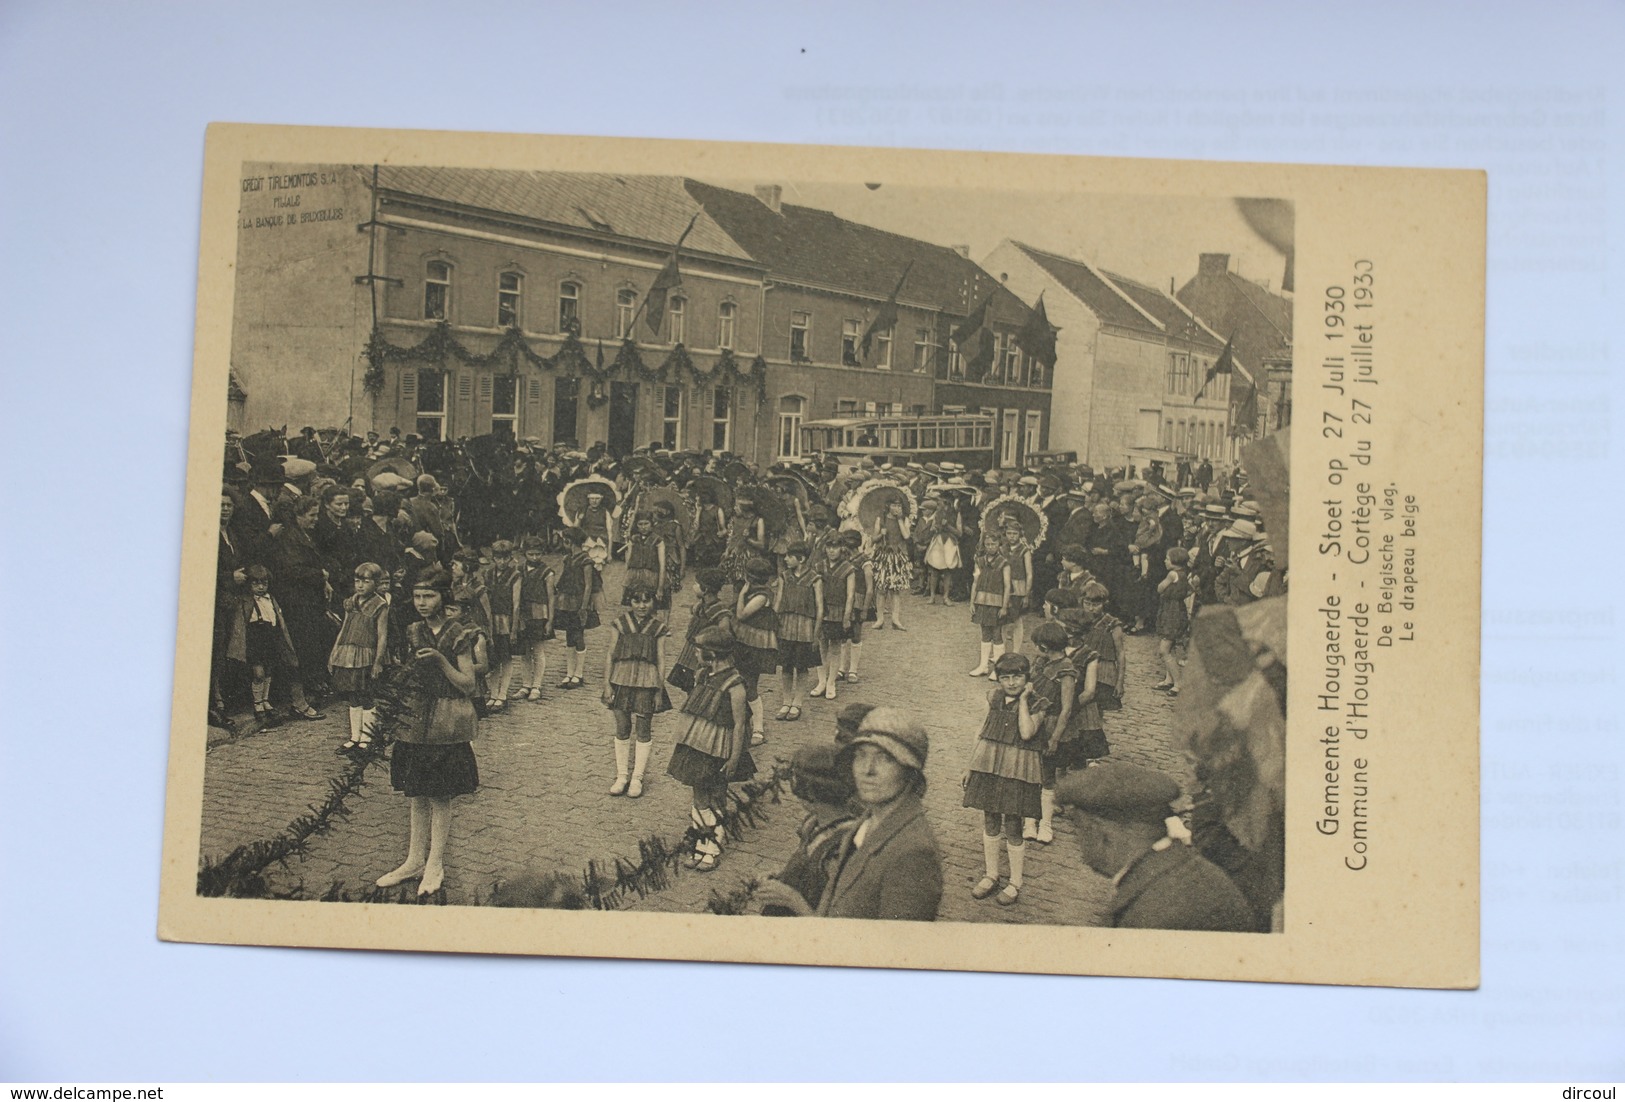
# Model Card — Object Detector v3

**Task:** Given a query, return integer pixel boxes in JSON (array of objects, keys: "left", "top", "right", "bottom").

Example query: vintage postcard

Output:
[{"left": 160, "top": 123, "right": 1482, "bottom": 987}]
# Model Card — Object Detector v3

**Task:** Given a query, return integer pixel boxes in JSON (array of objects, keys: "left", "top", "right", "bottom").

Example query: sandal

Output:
[
  {"left": 786, "top": 706, "right": 802, "bottom": 722},
  {"left": 288, "top": 705, "right": 325, "bottom": 721},
  {"left": 972, "top": 876, "right": 1000, "bottom": 900},
  {"left": 485, "top": 699, "right": 506, "bottom": 712},
  {"left": 336, "top": 740, "right": 358, "bottom": 754},
  {"left": 774, "top": 705, "right": 792, "bottom": 721},
  {"left": 997, "top": 884, "right": 1021, "bottom": 906},
  {"left": 527, "top": 687, "right": 543, "bottom": 702},
  {"left": 509, "top": 686, "right": 530, "bottom": 700}
]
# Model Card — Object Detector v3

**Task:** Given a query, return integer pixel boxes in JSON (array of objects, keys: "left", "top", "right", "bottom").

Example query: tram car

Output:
[{"left": 798, "top": 411, "right": 996, "bottom": 473}]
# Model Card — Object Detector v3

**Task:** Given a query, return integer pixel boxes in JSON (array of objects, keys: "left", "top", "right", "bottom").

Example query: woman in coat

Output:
[{"left": 754, "top": 706, "right": 942, "bottom": 922}]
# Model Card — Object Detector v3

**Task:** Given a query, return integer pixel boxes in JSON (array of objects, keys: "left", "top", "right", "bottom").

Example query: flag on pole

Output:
[
  {"left": 1014, "top": 292, "right": 1057, "bottom": 369},
  {"left": 1193, "top": 336, "right": 1235, "bottom": 400},
  {"left": 951, "top": 291, "right": 991, "bottom": 349},
  {"left": 860, "top": 261, "right": 913, "bottom": 361},
  {"left": 1229, "top": 376, "right": 1258, "bottom": 438},
  {"left": 643, "top": 210, "right": 702, "bottom": 336},
  {"left": 968, "top": 327, "right": 997, "bottom": 379},
  {"left": 951, "top": 291, "right": 997, "bottom": 377}
]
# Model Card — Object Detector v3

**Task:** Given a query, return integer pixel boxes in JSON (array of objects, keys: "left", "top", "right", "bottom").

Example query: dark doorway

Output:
[
  {"left": 553, "top": 376, "right": 580, "bottom": 447},
  {"left": 608, "top": 381, "right": 639, "bottom": 457}
]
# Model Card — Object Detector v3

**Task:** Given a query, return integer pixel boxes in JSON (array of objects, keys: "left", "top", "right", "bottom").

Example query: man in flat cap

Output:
[{"left": 1056, "top": 762, "right": 1254, "bottom": 932}]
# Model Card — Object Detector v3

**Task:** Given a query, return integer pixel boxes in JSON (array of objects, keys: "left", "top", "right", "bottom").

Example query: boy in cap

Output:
[{"left": 1056, "top": 763, "right": 1253, "bottom": 931}]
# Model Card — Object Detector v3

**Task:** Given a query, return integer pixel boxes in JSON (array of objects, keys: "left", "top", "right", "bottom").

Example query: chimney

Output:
[
  {"left": 754, "top": 185, "right": 782, "bottom": 213},
  {"left": 952, "top": 244, "right": 970, "bottom": 258},
  {"left": 1198, "top": 253, "right": 1231, "bottom": 278}
]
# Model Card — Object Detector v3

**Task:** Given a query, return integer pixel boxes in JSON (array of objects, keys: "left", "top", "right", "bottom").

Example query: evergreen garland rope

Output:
[{"left": 362, "top": 324, "right": 768, "bottom": 409}]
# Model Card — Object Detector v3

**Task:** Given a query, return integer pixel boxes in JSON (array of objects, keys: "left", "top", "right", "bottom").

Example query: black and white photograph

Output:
[{"left": 162, "top": 126, "right": 1474, "bottom": 986}]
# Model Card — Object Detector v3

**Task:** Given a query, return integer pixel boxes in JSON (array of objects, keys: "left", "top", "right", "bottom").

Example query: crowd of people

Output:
[{"left": 212, "top": 426, "right": 1283, "bottom": 926}]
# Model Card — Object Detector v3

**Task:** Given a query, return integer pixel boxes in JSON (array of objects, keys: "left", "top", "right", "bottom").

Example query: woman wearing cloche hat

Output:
[{"left": 755, "top": 706, "right": 943, "bottom": 921}]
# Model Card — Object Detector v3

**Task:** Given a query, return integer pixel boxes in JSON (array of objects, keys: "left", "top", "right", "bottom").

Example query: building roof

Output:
[
  {"left": 374, "top": 167, "right": 757, "bottom": 263},
  {"left": 1175, "top": 264, "right": 1293, "bottom": 367},
  {"left": 683, "top": 179, "right": 1030, "bottom": 324},
  {"left": 1009, "top": 242, "right": 1166, "bottom": 338},
  {"left": 1100, "top": 269, "right": 1227, "bottom": 354}
]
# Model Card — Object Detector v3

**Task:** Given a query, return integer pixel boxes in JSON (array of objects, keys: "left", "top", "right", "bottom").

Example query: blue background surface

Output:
[{"left": 1, "top": 0, "right": 1620, "bottom": 1081}]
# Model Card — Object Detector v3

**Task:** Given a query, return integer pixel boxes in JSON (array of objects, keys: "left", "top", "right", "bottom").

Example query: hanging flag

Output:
[
  {"left": 1193, "top": 336, "right": 1235, "bottom": 400},
  {"left": 596, "top": 339, "right": 605, "bottom": 372},
  {"left": 643, "top": 210, "right": 702, "bottom": 336},
  {"left": 967, "top": 327, "right": 997, "bottom": 380},
  {"left": 1229, "top": 376, "right": 1259, "bottom": 438},
  {"left": 860, "top": 261, "right": 913, "bottom": 361},
  {"left": 951, "top": 291, "right": 992, "bottom": 349},
  {"left": 1014, "top": 292, "right": 1057, "bottom": 368}
]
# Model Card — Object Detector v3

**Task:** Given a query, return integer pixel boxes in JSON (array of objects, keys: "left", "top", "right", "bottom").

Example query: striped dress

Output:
[
  {"left": 775, "top": 566, "right": 822, "bottom": 671},
  {"left": 665, "top": 664, "right": 756, "bottom": 789},
  {"left": 606, "top": 611, "right": 672, "bottom": 716},
  {"left": 732, "top": 583, "right": 780, "bottom": 679},
  {"left": 961, "top": 690, "right": 1044, "bottom": 819}
]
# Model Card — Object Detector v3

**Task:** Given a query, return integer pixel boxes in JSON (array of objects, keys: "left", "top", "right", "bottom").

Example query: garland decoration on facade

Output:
[
  {"left": 658, "top": 343, "right": 694, "bottom": 382},
  {"left": 360, "top": 322, "right": 769, "bottom": 409}
]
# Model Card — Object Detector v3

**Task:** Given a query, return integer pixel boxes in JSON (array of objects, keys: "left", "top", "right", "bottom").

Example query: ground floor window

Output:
[
  {"left": 712, "top": 387, "right": 732, "bottom": 452},
  {"left": 491, "top": 375, "right": 517, "bottom": 438},
  {"left": 777, "top": 394, "right": 804, "bottom": 458},
  {"left": 661, "top": 385, "right": 684, "bottom": 450},
  {"left": 416, "top": 370, "right": 447, "bottom": 441}
]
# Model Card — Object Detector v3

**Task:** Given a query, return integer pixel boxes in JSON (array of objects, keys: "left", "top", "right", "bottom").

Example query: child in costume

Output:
[
  {"left": 602, "top": 584, "right": 672, "bottom": 798},
  {"left": 961, "top": 651, "right": 1043, "bottom": 906},
  {"left": 668, "top": 567, "right": 730, "bottom": 694},
  {"left": 665, "top": 627, "right": 754, "bottom": 871},
  {"left": 376, "top": 567, "right": 480, "bottom": 898},
  {"left": 733, "top": 556, "right": 780, "bottom": 747},
  {"left": 772, "top": 542, "right": 823, "bottom": 723},
  {"left": 868, "top": 497, "right": 913, "bottom": 630},
  {"left": 552, "top": 526, "right": 601, "bottom": 689},
  {"left": 516, "top": 536, "right": 555, "bottom": 701},
  {"left": 328, "top": 562, "right": 389, "bottom": 752}
]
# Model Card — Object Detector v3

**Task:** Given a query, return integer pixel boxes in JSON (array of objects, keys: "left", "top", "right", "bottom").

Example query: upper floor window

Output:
[
  {"left": 668, "top": 295, "right": 686, "bottom": 345},
  {"left": 790, "top": 311, "right": 811, "bottom": 362},
  {"left": 914, "top": 328, "right": 935, "bottom": 373},
  {"left": 874, "top": 326, "right": 892, "bottom": 369},
  {"left": 841, "top": 319, "right": 861, "bottom": 366},
  {"left": 558, "top": 281, "right": 580, "bottom": 334},
  {"left": 1003, "top": 333, "right": 1022, "bottom": 382},
  {"left": 616, "top": 289, "right": 637, "bottom": 339},
  {"left": 424, "top": 260, "right": 451, "bottom": 321},
  {"left": 718, "top": 301, "right": 737, "bottom": 350},
  {"left": 497, "top": 272, "right": 522, "bottom": 328}
]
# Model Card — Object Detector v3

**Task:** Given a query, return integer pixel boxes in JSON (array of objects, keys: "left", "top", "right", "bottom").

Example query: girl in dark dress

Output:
[
  {"left": 376, "top": 567, "right": 480, "bottom": 898},
  {"left": 668, "top": 567, "right": 730, "bottom": 694},
  {"left": 602, "top": 585, "right": 672, "bottom": 798},
  {"left": 961, "top": 652, "right": 1043, "bottom": 906},
  {"left": 1154, "top": 546, "right": 1191, "bottom": 696},
  {"left": 665, "top": 628, "right": 754, "bottom": 871}
]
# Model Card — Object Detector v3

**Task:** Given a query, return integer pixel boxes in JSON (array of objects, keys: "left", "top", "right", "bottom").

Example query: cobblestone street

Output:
[{"left": 201, "top": 562, "right": 1196, "bottom": 925}]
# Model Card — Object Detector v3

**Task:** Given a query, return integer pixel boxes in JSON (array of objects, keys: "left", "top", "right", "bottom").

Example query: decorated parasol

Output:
[
  {"left": 766, "top": 473, "right": 810, "bottom": 512},
  {"left": 686, "top": 474, "right": 735, "bottom": 515},
  {"left": 367, "top": 456, "right": 419, "bottom": 484},
  {"left": 635, "top": 484, "right": 693, "bottom": 542},
  {"left": 557, "top": 476, "right": 619, "bottom": 522},
  {"left": 719, "top": 457, "right": 754, "bottom": 486},
  {"left": 620, "top": 454, "right": 666, "bottom": 484},
  {"left": 981, "top": 493, "right": 1048, "bottom": 546},
  {"left": 741, "top": 484, "right": 794, "bottom": 541},
  {"left": 845, "top": 478, "right": 919, "bottom": 532}
]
